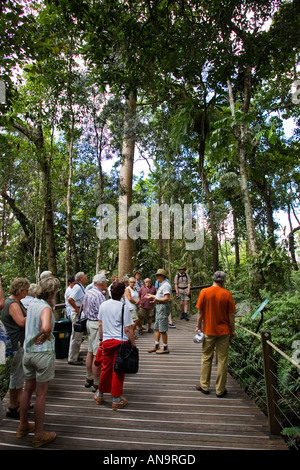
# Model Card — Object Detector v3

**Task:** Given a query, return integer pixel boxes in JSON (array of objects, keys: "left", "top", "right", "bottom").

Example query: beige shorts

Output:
[
  {"left": 130, "top": 309, "right": 139, "bottom": 322},
  {"left": 23, "top": 351, "right": 55, "bottom": 383},
  {"left": 138, "top": 307, "right": 154, "bottom": 320},
  {"left": 87, "top": 320, "right": 100, "bottom": 355}
]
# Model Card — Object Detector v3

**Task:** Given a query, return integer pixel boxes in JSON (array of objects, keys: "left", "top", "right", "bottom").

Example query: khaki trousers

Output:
[
  {"left": 68, "top": 307, "right": 83, "bottom": 363},
  {"left": 200, "top": 334, "right": 230, "bottom": 395}
]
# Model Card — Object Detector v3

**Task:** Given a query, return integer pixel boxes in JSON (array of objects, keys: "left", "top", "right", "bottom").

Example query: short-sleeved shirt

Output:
[
  {"left": 69, "top": 282, "right": 85, "bottom": 307},
  {"left": 196, "top": 286, "right": 236, "bottom": 336},
  {"left": 98, "top": 299, "right": 133, "bottom": 342},
  {"left": 155, "top": 280, "right": 172, "bottom": 301},
  {"left": 174, "top": 272, "right": 191, "bottom": 291},
  {"left": 83, "top": 286, "right": 105, "bottom": 321},
  {"left": 139, "top": 285, "right": 156, "bottom": 309}
]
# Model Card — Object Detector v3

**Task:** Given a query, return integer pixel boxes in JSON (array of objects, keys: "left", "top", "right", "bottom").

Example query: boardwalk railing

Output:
[{"left": 229, "top": 323, "right": 300, "bottom": 450}]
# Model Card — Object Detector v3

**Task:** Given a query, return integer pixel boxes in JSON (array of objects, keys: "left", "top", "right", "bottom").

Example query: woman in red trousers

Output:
[{"left": 94, "top": 282, "right": 136, "bottom": 410}]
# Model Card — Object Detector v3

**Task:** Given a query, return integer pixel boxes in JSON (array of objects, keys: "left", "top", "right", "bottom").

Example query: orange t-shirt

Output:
[{"left": 196, "top": 286, "right": 236, "bottom": 336}]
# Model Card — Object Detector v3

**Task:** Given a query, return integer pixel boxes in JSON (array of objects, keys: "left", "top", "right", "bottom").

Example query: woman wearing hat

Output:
[{"left": 146, "top": 269, "right": 172, "bottom": 354}]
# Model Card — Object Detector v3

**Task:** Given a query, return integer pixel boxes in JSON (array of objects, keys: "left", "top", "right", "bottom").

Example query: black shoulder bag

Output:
[
  {"left": 114, "top": 304, "right": 139, "bottom": 374},
  {"left": 73, "top": 304, "right": 87, "bottom": 333},
  {"left": 73, "top": 283, "right": 87, "bottom": 333}
]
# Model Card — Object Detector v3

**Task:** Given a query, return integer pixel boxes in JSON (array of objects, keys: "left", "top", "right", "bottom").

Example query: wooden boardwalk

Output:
[{"left": 0, "top": 314, "right": 288, "bottom": 451}]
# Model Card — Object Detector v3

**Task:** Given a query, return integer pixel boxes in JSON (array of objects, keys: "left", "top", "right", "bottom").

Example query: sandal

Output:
[
  {"left": 32, "top": 431, "right": 57, "bottom": 448},
  {"left": 16, "top": 423, "right": 35, "bottom": 438}
]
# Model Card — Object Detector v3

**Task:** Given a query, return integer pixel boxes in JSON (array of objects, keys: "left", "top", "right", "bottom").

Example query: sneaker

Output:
[
  {"left": 156, "top": 347, "right": 169, "bottom": 354},
  {"left": 68, "top": 360, "right": 83, "bottom": 365},
  {"left": 168, "top": 323, "right": 176, "bottom": 328},
  {"left": 180, "top": 313, "right": 184, "bottom": 319},
  {"left": 112, "top": 397, "right": 127, "bottom": 410},
  {"left": 184, "top": 313, "right": 189, "bottom": 321},
  {"left": 148, "top": 344, "right": 159, "bottom": 353},
  {"left": 94, "top": 393, "right": 103, "bottom": 405},
  {"left": 148, "top": 328, "right": 154, "bottom": 333}
]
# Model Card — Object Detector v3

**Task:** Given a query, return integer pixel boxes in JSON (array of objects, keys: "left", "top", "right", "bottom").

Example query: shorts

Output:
[
  {"left": 154, "top": 304, "right": 169, "bottom": 333},
  {"left": 130, "top": 309, "right": 139, "bottom": 322},
  {"left": 23, "top": 351, "right": 55, "bottom": 383},
  {"left": 87, "top": 320, "right": 100, "bottom": 355},
  {"left": 9, "top": 348, "right": 25, "bottom": 389},
  {"left": 177, "top": 292, "right": 190, "bottom": 301},
  {"left": 138, "top": 307, "right": 154, "bottom": 320}
]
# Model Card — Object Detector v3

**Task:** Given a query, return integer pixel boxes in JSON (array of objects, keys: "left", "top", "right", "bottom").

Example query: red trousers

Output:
[{"left": 98, "top": 339, "right": 128, "bottom": 397}]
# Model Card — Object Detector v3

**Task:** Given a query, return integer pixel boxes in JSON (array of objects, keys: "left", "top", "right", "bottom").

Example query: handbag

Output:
[
  {"left": 73, "top": 305, "right": 87, "bottom": 333},
  {"left": 114, "top": 304, "right": 139, "bottom": 374}
]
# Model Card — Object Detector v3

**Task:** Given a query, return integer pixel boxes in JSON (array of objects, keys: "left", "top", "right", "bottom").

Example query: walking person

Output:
[
  {"left": 94, "top": 282, "right": 136, "bottom": 410},
  {"left": 67, "top": 272, "right": 87, "bottom": 365},
  {"left": 147, "top": 269, "right": 172, "bottom": 354},
  {"left": 195, "top": 271, "right": 236, "bottom": 398},
  {"left": 17, "top": 276, "right": 60, "bottom": 447}
]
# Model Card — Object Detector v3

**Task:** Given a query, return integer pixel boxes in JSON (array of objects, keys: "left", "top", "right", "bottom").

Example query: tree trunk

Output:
[
  {"left": 227, "top": 71, "right": 264, "bottom": 292},
  {"left": 227, "top": 75, "right": 258, "bottom": 258},
  {"left": 12, "top": 120, "right": 58, "bottom": 277},
  {"left": 288, "top": 204, "right": 299, "bottom": 271},
  {"left": 118, "top": 91, "right": 136, "bottom": 279},
  {"left": 65, "top": 137, "right": 74, "bottom": 285},
  {"left": 198, "top": 144, "right": 219, "bottom": 272}
]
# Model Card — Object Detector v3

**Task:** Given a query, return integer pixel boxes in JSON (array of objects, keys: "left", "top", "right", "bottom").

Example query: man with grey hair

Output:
[
  {"left": 82, "top": 274, "right": 107, "bottom": 389},
  {"left": 195, "top": 271, "right": 236, "bottom": 398},
  {"left": 67, "top": 272, "right": 87, "bottom": 365}
]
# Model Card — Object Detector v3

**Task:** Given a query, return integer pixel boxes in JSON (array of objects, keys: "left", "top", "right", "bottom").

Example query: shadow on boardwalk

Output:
[{"left": 0, "top": 314, "right": 288, "bottom": 452}]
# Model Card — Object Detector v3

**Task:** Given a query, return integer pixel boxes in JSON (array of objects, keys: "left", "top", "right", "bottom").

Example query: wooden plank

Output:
[{"left": 0, "top": 315, "right": 288, "bottom": 451}]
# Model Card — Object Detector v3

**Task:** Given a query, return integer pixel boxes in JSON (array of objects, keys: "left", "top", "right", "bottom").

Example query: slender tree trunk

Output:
[
  {"left": 232, "top": 207, "right": 240, "bottom": 270},
  {"left": 288, "top": 204, "right": 299, "bottom": 271},
  {"left": 227, "top": 71, "right": 263, "bottom": 292},
  {"left": 227, "top": 75, "right": 258, "bottom": 258},
  {"left": 118, "top": 91, "right": 136, "bottom": 279},
  {"left": 65, "top": 136, "right": 74, "bottom": 285},
  {"left": 198, "top": 148, "right": 219, "bottom": 272},
  {"left": 12, "top": 120, "right": 57, "bottom": 277}
]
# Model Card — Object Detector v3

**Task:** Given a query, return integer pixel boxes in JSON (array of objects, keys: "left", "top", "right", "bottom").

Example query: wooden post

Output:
[{"left": 261, "top": 330, "right": 281, "bottom": 435}]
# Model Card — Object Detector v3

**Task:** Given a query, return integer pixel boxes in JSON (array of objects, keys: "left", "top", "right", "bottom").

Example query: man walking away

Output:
[{"left": 195, "top": 271, "right": 236, "bottom": 398}]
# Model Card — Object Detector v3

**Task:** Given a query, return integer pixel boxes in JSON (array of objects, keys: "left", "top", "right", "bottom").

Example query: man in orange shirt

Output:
[{"left": 195, "top": 271, "right": 236, "bottom": 397}]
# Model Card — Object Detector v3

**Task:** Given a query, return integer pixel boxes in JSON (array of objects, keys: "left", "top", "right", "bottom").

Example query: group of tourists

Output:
[
  {"left": 65, "top": 266, "right": 192, "bottom": 409},
  {"left": 0, "top": 264, "right": 236, "bottom": 448}
]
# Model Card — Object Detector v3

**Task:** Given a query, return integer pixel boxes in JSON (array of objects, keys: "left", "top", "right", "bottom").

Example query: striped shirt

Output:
[
  {"left": 82, "top": 286, "right": 106, "bottom": 321},
  {"left": 23, "top": 298, "right": 55, "bottom": 353}
]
